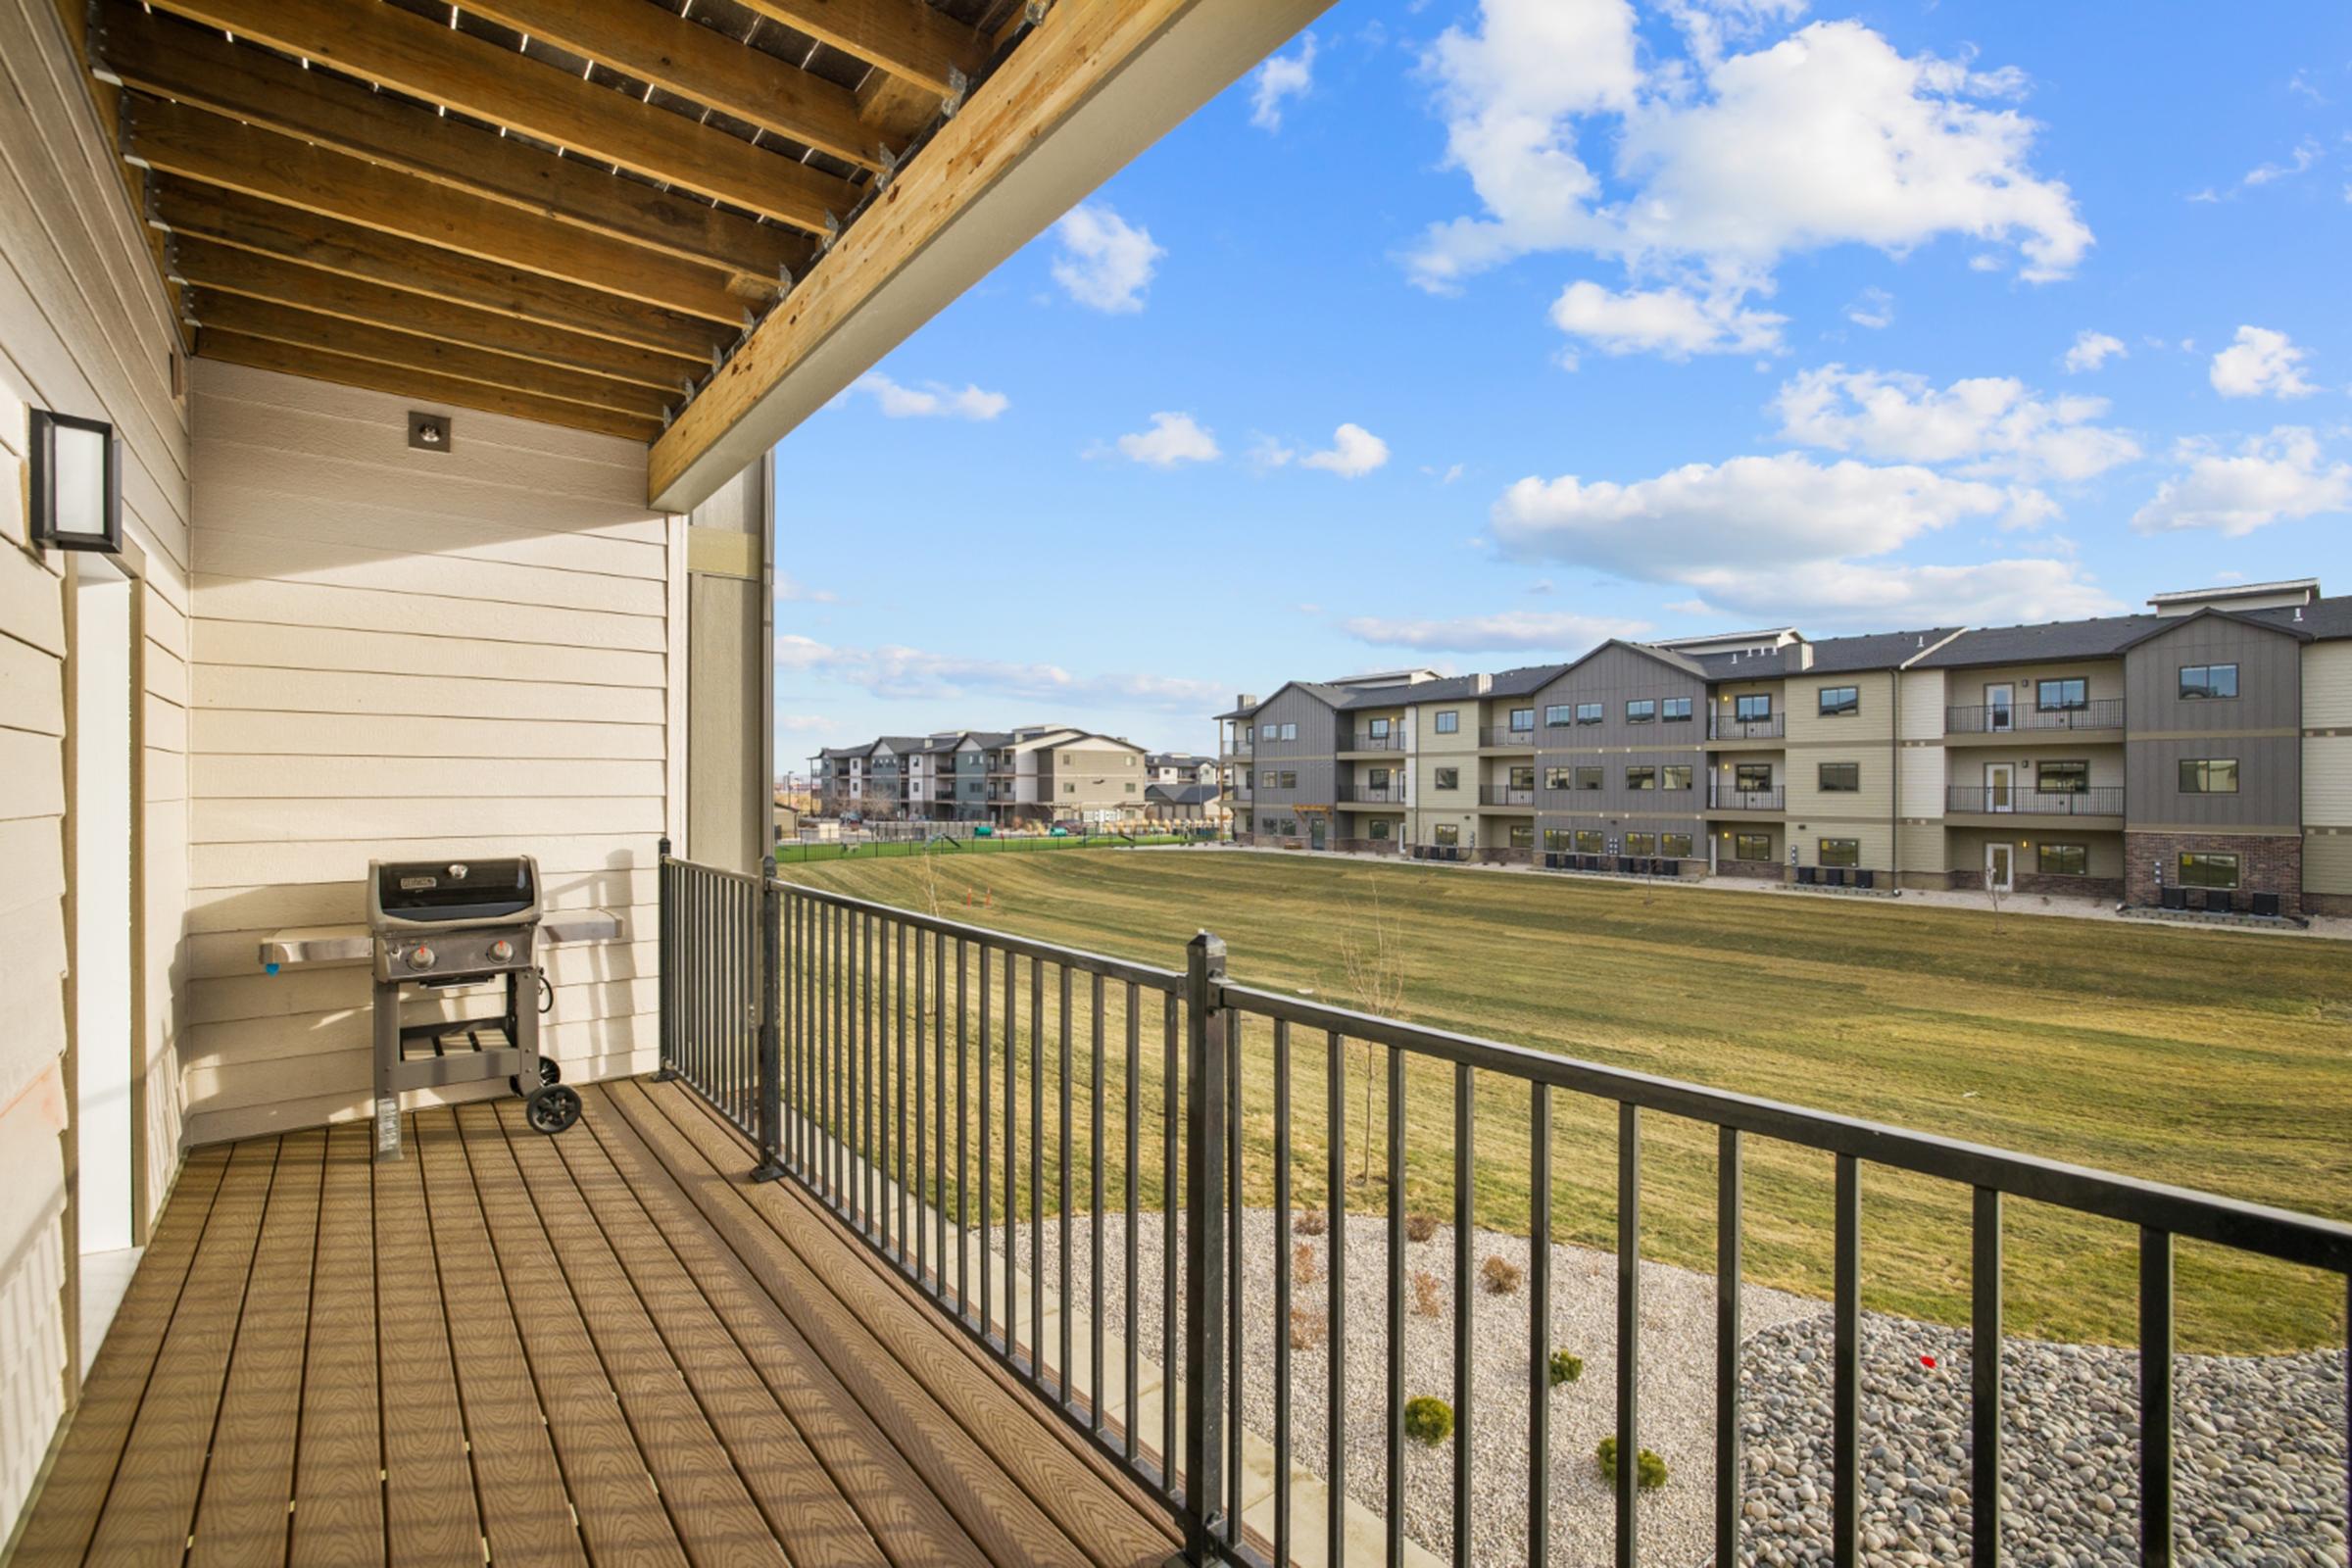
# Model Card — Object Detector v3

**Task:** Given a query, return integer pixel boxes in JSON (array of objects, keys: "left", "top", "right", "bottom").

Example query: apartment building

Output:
[
  {"left": 1217, "top": 579, "right": 2352, "bottom": 918},
  {"left": 812, "top": 725, "right": 1153, "bottom": 825}
]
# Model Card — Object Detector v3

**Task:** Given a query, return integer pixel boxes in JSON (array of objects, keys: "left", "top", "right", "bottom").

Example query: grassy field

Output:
[
  {"left": 777, "top": 849, "right": 2352, "bottom": 1351},
  {"left": 774, "top": 830, "right": 1210, "bottom": 864}
]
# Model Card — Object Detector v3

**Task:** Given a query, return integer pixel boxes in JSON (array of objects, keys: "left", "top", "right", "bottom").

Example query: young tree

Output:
[{"left": 1335, "top": 879, "right": 1407, "bottom": 1190}]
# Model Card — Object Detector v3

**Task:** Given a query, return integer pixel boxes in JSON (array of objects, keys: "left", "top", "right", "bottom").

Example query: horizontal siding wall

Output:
[
  {"left": 0, "top": 0, "right": 193, "bottom": 1540},
  {"left": 185, "top": 359, "right": 665, "bottom": 1147}
]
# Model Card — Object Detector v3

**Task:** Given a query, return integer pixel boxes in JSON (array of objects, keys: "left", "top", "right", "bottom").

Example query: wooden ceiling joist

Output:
[
  {"left": 736, "top": 0, "right": 984, "bottom": 101},
  {"left": 96, "top": 3, "right": 808, "bottom": 294},
  {"left": 452, "top": 0, "right": 901, "bottom": 173},
  {"left": 198, "top": 328, "right": 664, "bottom": 441},
  {"left": 168, "top": 233, "right": 698, "bottom": 393},
  {"left": 150, "top": 180, "right": 729, "bottom": 368},
  {"left": 186, "top": 294, "right": 673, "bottom": 421},
  {"left": 137, "top": 0, "right": 860, "bottom": 232},
  {"left": 124, "top": 96, "right": 753, "bottom": 324}
]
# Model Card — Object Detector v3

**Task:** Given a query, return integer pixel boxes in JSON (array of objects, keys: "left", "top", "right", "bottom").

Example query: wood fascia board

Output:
[{"left": 647, "top": 0, "right": 1335, "bottom": 512}]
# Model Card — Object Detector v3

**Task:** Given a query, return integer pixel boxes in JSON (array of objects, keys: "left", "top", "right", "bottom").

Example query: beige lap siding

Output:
[{"left": 184, "top": 360, "right": 670, "bottom": 1147}]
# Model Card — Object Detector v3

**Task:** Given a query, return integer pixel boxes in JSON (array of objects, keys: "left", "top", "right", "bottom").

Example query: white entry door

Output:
[
  {"left": 1984, "top": 762, "right": 2015, "bottom": 812},
  {"left": 1985, "top": 843, "right": 2015, "bottom": 894},
  {"left": 1984, "top": 683, "right": 2014, "bottom": 732}
]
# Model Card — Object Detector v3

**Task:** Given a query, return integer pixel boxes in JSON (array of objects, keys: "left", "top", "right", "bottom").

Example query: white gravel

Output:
[{"left": 992, "top": 1209, "right": 2347, "bottom": 1567}]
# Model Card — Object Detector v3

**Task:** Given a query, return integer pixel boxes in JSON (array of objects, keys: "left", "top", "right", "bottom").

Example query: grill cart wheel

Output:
[
  {"left": 511, "top": 1056, "right": 562, "bottom": 1096},
  {"left": 524, "top": 1083, "right": 581, "bottom": 1136}
]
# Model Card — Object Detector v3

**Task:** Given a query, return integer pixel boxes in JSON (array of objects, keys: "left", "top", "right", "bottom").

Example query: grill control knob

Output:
[
  {"left": 409, "top": 944, "right": 436, "bottom": 971},
  {"left": 488, "top": 938, "right": 514, "bottom": 962}
]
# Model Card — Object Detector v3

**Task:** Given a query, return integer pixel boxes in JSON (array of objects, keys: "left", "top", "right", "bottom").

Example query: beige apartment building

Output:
[
  {"left": 812, "top": 725, "right": 1155, "bottom": 825},
  {"left": 1218, "top": 579, "right": 2352, "bottom": 919}
]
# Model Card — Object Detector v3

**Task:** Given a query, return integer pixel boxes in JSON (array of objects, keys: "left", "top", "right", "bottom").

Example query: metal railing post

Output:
[
  {"left": 752, "top": 878, "right": 786, "bottom": 1183},
  {"left": 653, "top": 837, "right": 679, "bottom": 1081},
  {"left": 1179, "top": 930, "right": 1229, "bottom": 1565}
]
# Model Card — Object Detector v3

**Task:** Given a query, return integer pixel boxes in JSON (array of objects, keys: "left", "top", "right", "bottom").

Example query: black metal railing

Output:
[
  {"left": 1478, "top": 784, "right": 1535, "bottom": 807},
  {"left": 1708, "top": 712, "right": 1785, "bottom": 740},
  {"left": 1478, "top": 726, "right": 1537, "bottom": 747},
  {"left": 1341, "top": 731, "right": 1407, "bottom": 753},
  {"left": 1947, "top": 784, "right": 2126, "bottom": 815},
  {"left": 1337, "top": 783, "right": 1405, "bottom": 804},
  {"left": 656, "top": 842, "right": 784, "bottom": 1182},
  {"left": 1946, "top": 698, "right": 2125, "bottom": 734},
  {"left": 660, "top": 859, "right": 2352, "bottom": 1568},
  {"left": 1707, "top": 783, "right": 1786, "bottom": 810}
]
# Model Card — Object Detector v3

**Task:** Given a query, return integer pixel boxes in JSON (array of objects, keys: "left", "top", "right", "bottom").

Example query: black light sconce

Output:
[{"left": 27, "top": 408, "right": 122, "bottom": 554}]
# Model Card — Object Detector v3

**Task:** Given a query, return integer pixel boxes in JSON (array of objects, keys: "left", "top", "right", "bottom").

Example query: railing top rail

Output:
[
  {"left": 773, "top": 878, "right": 1188, "bottom": 994},
  {"left": 1216, "top": 979, "right": 2352, "bottom": 1273},
  {"left": 661, "top": 851, "right": 768, "bottom": 890}
]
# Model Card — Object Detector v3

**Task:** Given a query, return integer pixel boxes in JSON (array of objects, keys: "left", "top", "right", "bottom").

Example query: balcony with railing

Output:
[
  {"left": 1478, "top": 784, "right": 1536, "bottom": 807},
  {"left": 1707, "top": 783, "right": 1787, "bottom": 811},
  {"left": 1339, "top": 730, "right": 1406, "bottom": 753},
  {"left": 1478, "top": 725, "right": 1537, "bottom": 748},
  {"left": 1709, "top": 711, "right": 1786, "bottom": 741},
  {"left": 1337, "top": 781, "right": 1406, "bottom": 805},
  {"left": 1946, "top": 698, "right": 2125, "bottom": 736},
  {"left": 1947, "top": 784, "right": 2126, "bottom": 817}
]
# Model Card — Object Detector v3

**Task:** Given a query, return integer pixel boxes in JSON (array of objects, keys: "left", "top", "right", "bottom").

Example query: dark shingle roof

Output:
[
  {"left": 2244, "top": 594, "right": 2352, "bottom": 641},
  {"left": 1802, "top": 626, "right": 1965, "bottom": 673},
  {"left": 1912, "top": 616, "right": 2159, "bottom": 669},
  {"left": 1148, "top": 783, "right": 1219, "bottom": 806}
]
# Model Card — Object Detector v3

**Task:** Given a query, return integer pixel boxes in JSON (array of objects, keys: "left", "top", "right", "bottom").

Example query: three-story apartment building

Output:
[
  {"left": 1216, "top": 579, "right": 2352, "bottom": 918},
  {"left": 814, "top": 725, "right": 1155, "bottom": 826}
]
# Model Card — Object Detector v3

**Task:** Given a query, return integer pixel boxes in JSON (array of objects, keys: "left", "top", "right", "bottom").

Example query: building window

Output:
[
  {"left": 1627, "top": 833, "right": 1658, "bottom": 855},
  {"left": 1575, "top": 830, "right": 1604, "bottom": 854},
  {"left": 1662, "top": 697, "right": 1692, "bottom": 722},
  {"left": 2180, "top": 663, "right": 2238, "bottom": 701},
  {"left": 1125, "top": 782, "right": 1137, "bottom": 793},
  {"left": 2036, "top": 760, "right": 2089, "bottom": 794},
  {"left": 1818, "top": 838, "right": 1860, "bottom": 868},
  {"left": 1544, "top": 766, "right": 1573, "bottom": 790},
  {"left": 2037, "top": 843, "right": 2087, "bottom": 876},
  {"left": 1508, "top": 764, "right": 1536, "bottom": 790},
  {"left": 1735, "top": 832, "right": 1773, "bottom": 860},
  {"left": 1370, "top": 819, "right": 1391, "bottom": 840},
  {"left": 1509, "top": 824, "right": 1535, "bottom": 848},
  {"left": 1243, "top": 771, "right": 1253, "bottom": 789},
  {"left": 1434, "top": 824, "right": 1460, "bottom": 847},
  {"left": 2037, "top": 678, "right": 2087, "bottom": 711},
  {"left": 1818, "top": 762, "right": 1860, "bottom": 793},
  {"left": 1818, "top": 686, "right": 1860, "bottom": 717},
  {"left": 1626, "top": 766, "right": 1657, "bottom": 790},
  {"left": 1661, "top": 765, "right": 1692, "bottom": 791},
  {"left": 1735, "top": 762, "right": 1773, "bottom": 792},
  {"left": 1283, "top": 723, "right": 1298, "bottom": 740},
  {"left": 2178, "top": 852, "right": 2239, "bottom": 889},
  {"left": 1576, "top": 703, "right": 1603, "bottom": 725},
  {"left": 1436, "top": 767, "right": 1459, "bottom": 790},
  {"left": 2179, "top": 759, "right": 2238, "bottom": 794},
  {"left": 1509, "top": 708, "right": 1536, "bottom": 732},
  {"left": 1626, "top": 700, "right": 1656, "bottom": 724},
  {"left": 1369, "top": 717, "right": 1391, "bottom": 738},
  {"left": 1575, "top": 766, "right": 1603, "bottom": 790},
  {"left": 1543, "top": 828, "right": 1572, "bottom": 850},
  {"left": 1279, "top": 771, "right": 1298, "bottom": 788},
  {"left": 1368, "top": 767, "right": 1391, "bottom": 788},
  {"left": 1544, "top": 704, "right": 1574, "bottom": 726},
  {"left": 1735, "top": 694, "right": 1772, "bottom": 721},
  {"left": 1064, "top": 783, "right": 1076, "bottom": 794},
  {"left": 1661, "top": 832, "right": 1693, "bottom": 858},
  {"left": 1434, "top": 710, "right": 1459, "bottom": 734}
]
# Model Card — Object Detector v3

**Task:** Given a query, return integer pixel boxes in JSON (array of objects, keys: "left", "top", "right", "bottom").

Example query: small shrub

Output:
[
  {"left": 1404, "top": 1212, "right": 1439, "bottom": 1244},
  {"left": 1595, "top": 1437, "right": 1668, "bottom": 1491},
  {"left": 1402, "top": 1396, "right": 1453, "bottom": 1447},
  {"left": 1289, "top": 1307, "right": 1327, "bottom": 1350},
  {"left": 1293, "top": 1242, "right": 1322, "bottom": 1286},
  {"left": 1408, "top": 1269, "right": 1444, "bottom": 1318},
  {"left": 1480, "top": 1254, "right": 1522, "bottom": 1295},
  {"left": 1548, "top": 1349, "right": 1585, "bottom": 1388},
  {"left": 1294, "top": 1207, "right": 1329, "bottom": 1237}
]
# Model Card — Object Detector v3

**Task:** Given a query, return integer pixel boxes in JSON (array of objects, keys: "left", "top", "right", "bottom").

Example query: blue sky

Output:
[{"left": 770, "top": 0, "right": 2352, "bottom": 772}]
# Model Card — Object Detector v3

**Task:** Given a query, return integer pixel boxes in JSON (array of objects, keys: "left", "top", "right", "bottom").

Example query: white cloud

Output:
[
  {"left": 851, "top": 372, "right": 1008, "bottom": 421},
  {"left": 775, "top": 634, "right": 1225, "bottom": 710},
  {"left": 776, "top": 573, "right": 840, "bottom": 605},
  {"left": 1051, "top": 204, "right": 1165, "bottom": 313},
  {"left": 1406, "top": 6, "right": 2090, "bottom": 323},
  {"left": 1671, "top": 558, "right": 2123, "bottom": 626},
  {"left": 1247, "top": 435, "right": 1297, "bottom": 472},
  {"left": 1657, "top": 0, "right": 1808, "bottom": 68},
  {"left": 1251, "top": 34, "right": 1317, "bottom": 130},
  {"left": 2063, "top": 330, "right": 2127, "bottom": 373},
  {"left": 1843, "top": 287, "right": 1894, "bottom": 330},
  {"left": 1550, "top": 279, "right": 1786, "bottom": 358},
  {"left": 1113, "top": 412, "right": 1220, "bottom": 467},
  {"left": 1340, "top": 609, "right": 1650, "bottom": 652},
  {"left": 1299, "top": 422, "right": 1391, "bottom": 477},
  {"left": 2242, "top": 138, "right": 2323, "bottom": 187},
  {"left": 2132, "top": 427, "right": 2352, "bottom": 536},
  {"left": 2210, "top": 325, "right": 2318, "bottom": 399},
  {"left": 1772, "top": 365, "right": 2141, "bottom": 481}
]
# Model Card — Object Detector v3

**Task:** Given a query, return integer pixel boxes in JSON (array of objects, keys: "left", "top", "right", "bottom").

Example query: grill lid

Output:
[{"left": 369, "top": 857, "right": 537, "bottom": 927}]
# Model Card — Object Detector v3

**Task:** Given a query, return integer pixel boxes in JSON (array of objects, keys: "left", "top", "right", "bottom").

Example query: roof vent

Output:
[
  {"left": 2295, "top": 607, "right": 2306, "bottom": 622},
  {"left": 1917, "top": 634, "right": 1926, "bottom": 648}
]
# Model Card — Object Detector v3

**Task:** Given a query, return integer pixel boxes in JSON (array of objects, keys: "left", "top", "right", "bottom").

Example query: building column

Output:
[{"left": 684, "top": 452, "right": 774, "bottom": 874}]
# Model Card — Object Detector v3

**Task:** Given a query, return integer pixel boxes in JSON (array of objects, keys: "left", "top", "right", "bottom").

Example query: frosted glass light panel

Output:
[{"left": 29, "top": 408, "right": 122, "bottom": 553}]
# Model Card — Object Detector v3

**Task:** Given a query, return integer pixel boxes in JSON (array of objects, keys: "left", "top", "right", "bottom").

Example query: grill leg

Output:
[{"left": 372, "top": 975, "right": 404, "bottom": 1160}]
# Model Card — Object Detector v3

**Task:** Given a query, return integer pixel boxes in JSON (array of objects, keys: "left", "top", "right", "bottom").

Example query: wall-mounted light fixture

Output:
[{"left": 27, "top": 409, "right": 122, "bottom": 554}]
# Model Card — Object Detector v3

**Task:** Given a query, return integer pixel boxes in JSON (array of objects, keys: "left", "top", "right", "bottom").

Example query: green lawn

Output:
[
  {"left": 775, "top": 830, "right": 1209, "bottom": 864},
  {"left": 777, "top": 849, "right": 2352, "bottom": 1351}
]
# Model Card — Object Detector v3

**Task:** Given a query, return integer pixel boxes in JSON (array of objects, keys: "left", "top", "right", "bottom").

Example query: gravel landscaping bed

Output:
[{"left": 992, "top": 1209, "right": 2346, "bottom": 1566}]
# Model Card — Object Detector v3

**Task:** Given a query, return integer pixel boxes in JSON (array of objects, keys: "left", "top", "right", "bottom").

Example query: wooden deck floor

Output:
[{"left": 13, "top": 1080, "right": 1180, "bottom": 1568}]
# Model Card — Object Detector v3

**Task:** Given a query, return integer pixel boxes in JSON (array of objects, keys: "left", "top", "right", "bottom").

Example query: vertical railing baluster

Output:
[
  {"left": 898, "top": 916, "right": 909, "bottom": 1258},
  {"left": 1717, "top": 1127, "right": 1742, "bottom": 1568},
  {"left": 935, "top": 931, "right": 949, "bottom": 1299},
  {"left": 1090, "top": 972, "right": 1104, "bottom": 1431},
  {"left": 913, "top": 925, "right": 926, "bottom": 1284},
  {"left": 1273, "top": 1018, "right": 1293, "bottom": 1568},
  {"left": 2140, "top": 1227, "right": 2174, "bottom": 1568},
  {"left": 1530, "top": 1082, "right": 1550, "bottom": 1568},
  {"left": 1973, "top": 1186, "right": 2002, "bottom": 1568},
  {"left": 978, "top": 944, "right": 992, "bottom": 1339},
  {"left": 866, "top": 910, "right": 880, "bottom": 1239},
  {"left": 1162, "top": 990, "right": 1179, "bottom": 1493},
  {"left": 1834, "top": 1154, "right": 1861, "bottom": 1568},
  {"left": 1124, "top": 981, "right": 1141, "bottom": 1465},
  {"left": 1326, "top": 1029, "right": 1348, "bottom": 1568},
  {"left": 1616, "top": 1102, "right": 1640, "bottom": 1568},
  {"left": 1387, "top": 1045, "right": 1405, "bottom": 1568},
  {"left": 1057, "top": 962, "right": 1072, "bottom": 1403},
  {"left": 956, "top": 939, "right": 970, "bottom": 1322},
  {"left": 1180, "top": 933, "right": 1229, "bottom": 1562},
  {"left": 1008, "top": 955, "right": 1022, "bottom": 1374},
  {"left": 753, "top": 880, "right": 782, "bottom": 1183},
  {"left": 1452, "top": 1062, "right": 1474, "bottom": 1568},
  {"left": 655, "top": 843, "right": 672, "bottom": 1080},
  {"left": 1226, "top": 1008, "right": 1244, "bottom": 1548}
]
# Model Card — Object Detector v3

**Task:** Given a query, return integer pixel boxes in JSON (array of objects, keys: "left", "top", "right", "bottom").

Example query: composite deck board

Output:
[{"left": 11, "top": 1082, "right": 1168, "bottom": 1568}]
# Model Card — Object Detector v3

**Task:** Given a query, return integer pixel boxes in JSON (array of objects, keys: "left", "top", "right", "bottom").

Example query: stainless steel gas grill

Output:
[{"left": 259, "top": 856, "right": 622, "bottom": 1160}]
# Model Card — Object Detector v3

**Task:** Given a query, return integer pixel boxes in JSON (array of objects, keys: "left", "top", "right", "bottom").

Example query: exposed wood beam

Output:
[
  {"left": 94, "top": 2, "right": 808, "bottom": 292},
  {"left": 124, "top": 95, "right": 752, "bottom": 324},
  {"left": 196, "top": 328, "right": 662, "bottom": 442},
  {"left": 185, "top": 294, "right": 672, "bottom": 420},
  {"left": 139, "top": 0, "right": 859, "bottom": 231},
  {"left": 169, "top": 231, "right": 697, "bottom": 393},
  {"left": 734, "top": 0, "right": 983, "bottom": 100},
  {"left": 150, "top": 178, "right": 726, "bottom": 365},
  {"left": 650, "top": 0, "right": 1336, "bottom": 511},
  {"left": 854, "top": 68, "right": 939, "bottom": 140},
  {"left": 453, "top": 0, "right": 900, "bottom": 173}
]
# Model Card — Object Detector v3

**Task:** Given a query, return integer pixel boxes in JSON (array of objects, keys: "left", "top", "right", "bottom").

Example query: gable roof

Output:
[{"left": 1802, "top": 626, "right": 1966, "bottom": 674}]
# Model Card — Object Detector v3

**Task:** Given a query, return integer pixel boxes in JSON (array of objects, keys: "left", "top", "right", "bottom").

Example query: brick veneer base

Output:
[
  {"left": 2124, "top": 831, "right": 2303, "bottom": 919},
  {"left": 2303, "top": 890, "right": 2352, "bottom": 917},
  {"left": 1715, "top": 858, "right": 1784, "bottom": 881}
]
